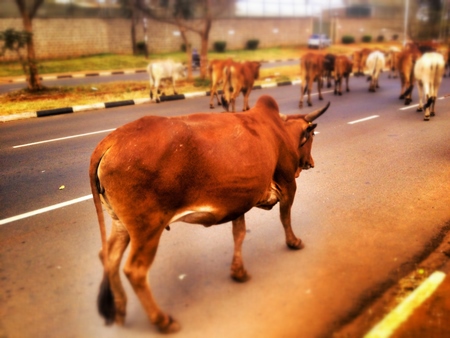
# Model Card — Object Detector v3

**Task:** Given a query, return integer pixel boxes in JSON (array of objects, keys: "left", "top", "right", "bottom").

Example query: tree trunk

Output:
[
  {"left": 131, "top": 0, "right": 137, "bottom": 55},
  {"left": 22, "top": 13, "right": 42, "bottom": 91}
]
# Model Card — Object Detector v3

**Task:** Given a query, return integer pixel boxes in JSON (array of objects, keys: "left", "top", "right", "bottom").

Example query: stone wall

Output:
[{"left": 0, "top": 17, "right": 404, "bottom": 61}]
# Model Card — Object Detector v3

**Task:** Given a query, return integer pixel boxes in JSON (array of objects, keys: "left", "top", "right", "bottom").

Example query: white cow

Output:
[
  {"left": 414, "top": 52, "right": 445, "bottom": 121},
  {"left": 366, "top": 51, "right": 386, "bottom": 92},
  {"left": 147, "top": 60, "right": 187, "bottom": 103}
]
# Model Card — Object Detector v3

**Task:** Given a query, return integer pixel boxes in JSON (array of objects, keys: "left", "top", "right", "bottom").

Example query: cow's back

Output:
[{"left": 93, "top": 97, "right": 293, "bottom": 224}]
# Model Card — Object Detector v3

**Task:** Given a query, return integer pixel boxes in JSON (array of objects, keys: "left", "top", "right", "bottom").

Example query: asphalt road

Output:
[{"left": 1, "top": 74, "right": 450, "bottom": 338}]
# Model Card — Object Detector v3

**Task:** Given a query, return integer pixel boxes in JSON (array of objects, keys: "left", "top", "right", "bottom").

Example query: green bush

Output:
[
  {"left": 136, "top": 41, "right": 147, "bottom": 54},
  {"left": 361, "top": 35, "right": 372, "bottom": 43},
  {"left": 376, "top": 35, "right": 384, "bottom": 42},
  {"left": 213, "top": 41, "right": 227, "bottom": 53},
  {"left": 341, "top": 35, "right": 355, "bottom": 44},
  {"left": 246, "top": 39, "right": 259, "bottom": 50}
]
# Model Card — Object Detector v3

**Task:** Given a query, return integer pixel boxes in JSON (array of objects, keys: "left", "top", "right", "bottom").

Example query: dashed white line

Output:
[
  {"left": 13, "top": 128, "right": 115, "bottom": 148},
  {"left": 347, "top": 115, "right": 379, "bottom": 124},
  {"left": 0, "top": 194, "right": 93, "bottom": 225}
]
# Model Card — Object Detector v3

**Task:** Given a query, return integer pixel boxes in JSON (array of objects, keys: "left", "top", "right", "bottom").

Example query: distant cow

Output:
[
  {"left": 299, "top": 52, "right": 325, "bottom": 108},
  {"left": 366, "top": 51, "right": 385, "bottom": 92},
  {"left": 208, "top": 58, "right": 233, "bottom": 108},
  {"left": 333, "top": 55, "right": 353, "bottom": 96},
  {"left": 385, "top": 46, "right": 401, "bottom": 79},
  {"left": 414, "top": 52, "right": 445, "bottom": 121},
  {"left": 397, "top": 49, "right": 422, "bottom": 105},
  {"left": 221, "top": 61, "right": 261, "bottom": 112},
  {"left": 353, "top": 48, "right": 372, "bottom": 76},
  {"left": 147, "top": 60, "right": 187, "bottom": 103},
  {"left": 323, "top": 53, "right": 336, "bottom": 88},
  {"left": 89, "top": 95, "right": 330, "bottom": 333}
]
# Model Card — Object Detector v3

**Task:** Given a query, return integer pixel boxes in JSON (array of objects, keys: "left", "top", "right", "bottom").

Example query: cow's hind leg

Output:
[
  {"left": 230, "top": 215, "right": 250, "bottom": 282},
  {"left": 123, "top": 224, "right": 180, "bottom": 333},
  {"left": 98, "top": 218, "right": 130, "bottom": 325}
]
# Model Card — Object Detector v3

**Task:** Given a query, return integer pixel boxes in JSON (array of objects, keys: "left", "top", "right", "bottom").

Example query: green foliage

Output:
[
  {"left": 376, "top": 35, "right": 384, "bottom": 42},
  {"left": 361, "top": 35, "right": 372, "bottom": 43},
  {"left": 246, "top": 39, "right": 259, "bottom": 50},
  {"left": 0, "top": 28, "right": 31, "bottom": 56},
  {"left": 341, "top": 35, "right": 355, "bottom": 44},
  {"left": 213, "top": 41, "right": 227, "bottom": 53},
  {"left": 136, "top": 41, "right": 147, "bottom": 54}
]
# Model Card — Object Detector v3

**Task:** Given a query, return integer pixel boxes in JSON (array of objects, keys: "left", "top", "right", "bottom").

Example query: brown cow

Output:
[
  {"left": 333, "top": 55, "right": 353, "bottom": 96},
  {"left": 89, "top": 95, "right": 329, "bottom": 333},
  {"left": 299, "top": 52, "right": 325, "bottom": 108},
  {"left": 397, "top": 48, "right": 422, "bottom": 105},
  {"left": 385, "top": 46, "right": 401, "bottom": 79},
  {"left": 352, "top": 48, "right": 372, "bottom": 76},
  {"left": 221, "top": 60, "right": 261, "bottom": 112},
  {"left": 323, "top": 53, "right": 336, "bottom": 88},
  {"left": 208, "top": 58, "right": 233, "bottom": 109}
]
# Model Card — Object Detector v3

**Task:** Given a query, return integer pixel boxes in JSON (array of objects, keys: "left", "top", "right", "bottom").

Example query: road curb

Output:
[
  {"left": 3, "top": 58, "right": 300, "bottom": 83},
  {"left": 364, "top": 271, "right": 447, "bottom": 338},
  {"left": 0, "top": 79, "right": 300, "bottom": 123}
]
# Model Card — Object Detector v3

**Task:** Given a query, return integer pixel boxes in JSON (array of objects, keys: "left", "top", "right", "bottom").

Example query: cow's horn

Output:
[{"left": 305, "top": 102, "right": 330, "bottom": 122}]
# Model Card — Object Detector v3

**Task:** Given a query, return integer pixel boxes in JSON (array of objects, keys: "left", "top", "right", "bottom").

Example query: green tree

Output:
[
  {"left": 14, "top": 0, "right": 45, "bottom": 91},
  {"left": 137, "top": 0, "right": 231, "bottom": 79}
]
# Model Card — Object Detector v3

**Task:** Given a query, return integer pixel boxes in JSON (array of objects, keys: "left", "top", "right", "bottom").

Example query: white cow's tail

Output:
[{"left": 423, "top": 63, "right": 438, "bottom": 110}]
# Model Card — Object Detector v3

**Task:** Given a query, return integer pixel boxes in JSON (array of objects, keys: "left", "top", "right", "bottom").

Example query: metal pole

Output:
[{"left": 403, "top": 0, "right": 409, "bottom": 46}]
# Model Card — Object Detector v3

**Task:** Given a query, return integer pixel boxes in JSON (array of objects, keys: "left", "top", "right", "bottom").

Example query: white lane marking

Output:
[
  {"left": 13, "top": 128, "right": 116, "bottom": 148},
  {"left": 364, "top": 271, "right": 446, "bottom": 338},
  {"left": 400, "top": 96, "right": 446, "bottom": 110},
  {"left": 0, "top": 194, "right": 93, "bottom": 225},
  {"left": 400, "top": 104, "right": 419, "bottom": 111},
  {"left": 348, "top": 115, "right": 379, "bottom": 124}
]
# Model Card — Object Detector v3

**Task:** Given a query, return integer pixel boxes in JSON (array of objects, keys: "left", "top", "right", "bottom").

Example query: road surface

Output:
[{"left": 1, "top": 74, "right": 450, "bottom": 338}]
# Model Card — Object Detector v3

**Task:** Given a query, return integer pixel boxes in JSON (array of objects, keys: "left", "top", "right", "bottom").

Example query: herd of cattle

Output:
[
  {"left": 90, "top": 41, "right": 448, "bottom": 334},
  {"left": 147, "top": 41, "right": 449, "bottom": 121}
]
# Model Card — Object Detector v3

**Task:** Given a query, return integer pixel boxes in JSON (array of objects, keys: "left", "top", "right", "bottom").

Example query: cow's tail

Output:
[
  {"left": 89, "top": 150, "right": 116, "bottom": 325},
  {"left": 423, "top": 63, "right": 439, "bottom": 110},
  {"left": 220, "top": 65, "right": 233, "bottom": 110}
]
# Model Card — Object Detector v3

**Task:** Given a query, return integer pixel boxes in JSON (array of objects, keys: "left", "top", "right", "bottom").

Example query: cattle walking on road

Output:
[
  {"left": 366, "top": 51, "right": 386, "bottom": 92},
  {"left": 299, "top": 53, "right": 325, "bottom": 108},
  {"left": 397, "top": 49, "right": 422, "bottom": 105},
  {"left": 208, "top": 58, "right": 233, "bottom": 108},
  {"left": 221, "top": 60, "right": 261, "bottom": 112},
  {"left": 89, "top": 95, "right": 329, "bottom": 333},
  {"left": 147, "top": 60, "right": 187, "bottom": 103},
  {"left": 333, "top": 55, "right": 353, "bottom": 96},
  {"left": 414, "top": 52, "right": 445, "bottom": 121}
]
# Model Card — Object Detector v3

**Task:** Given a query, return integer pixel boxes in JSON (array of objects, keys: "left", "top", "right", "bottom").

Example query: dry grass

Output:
[{"left": 1, "top": 64, "right": 300, "bottom": 116}]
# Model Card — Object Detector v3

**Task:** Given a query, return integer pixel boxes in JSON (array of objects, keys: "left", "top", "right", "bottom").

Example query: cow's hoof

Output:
[
  {"left": 299, "top": 102, "right": 303, "bottom": 108},
  {"left": 210, "top": 104, "right": 214, "bottom": 109},
  {"left": 338, "top": 92, "right": 342, "bottom": 96},
  {"left": 417, "top": 107, "right": 423, "bottom": 112},
  {"left": 424, "top": 116, "right": 430, "bottom": 121},
  {"left": 399, "top": 95, "right": 404, "bottom": 99},
  {"left": 319, "top": 97, "right": 323, "bottom": 101},
  {"left": 307, "top": 102, "right": 312, "bottom": 107},
  {"left": 231, "top": 269, "right": 251, "bottom": 283},
  {"left": 158, "top": 316, "right": 181, "bottom": 334},
  {"left": 404, "top": 99, "right": 411, "bottom": 105},
  {"left": 287, "top": 239, "right": 304, "bottom": 250},
  {"left": 431, "top": 112, "right": 435, "bottom": 117}
]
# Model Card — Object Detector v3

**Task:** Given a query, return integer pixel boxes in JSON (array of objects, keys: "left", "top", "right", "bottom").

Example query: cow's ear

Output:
[{"left": 307, "top": 123, "right": 317, "bottom": 133}]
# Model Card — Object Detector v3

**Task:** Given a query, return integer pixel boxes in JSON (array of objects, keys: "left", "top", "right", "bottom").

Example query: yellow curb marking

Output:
[{"left": 364, "top": 271, "right": 446, "bottom": 338}]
